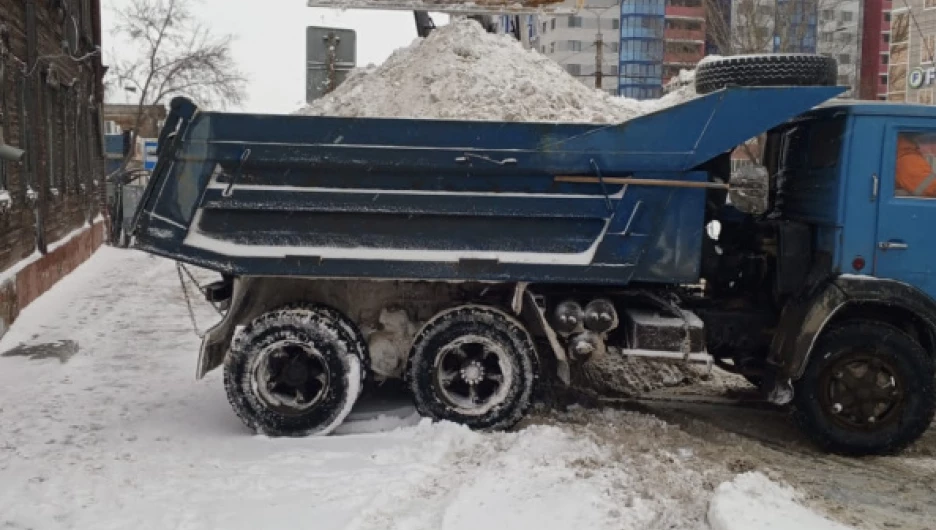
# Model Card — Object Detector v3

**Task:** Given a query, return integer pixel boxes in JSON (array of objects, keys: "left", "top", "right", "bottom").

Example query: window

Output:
[
  {"left": 927, "top": 0, "right": 936, "bottom": 9},
  {"left": 541, "top": 45, "right": 545, "bottom": 53},
  {"left": 569, "top": 40, "right": 583, "bottom": 52},
  {"left": 551, "top": 19, "right": 556, "bottom": 30},
  {"left": 892, "top": 12, "right": 909, "bottom": 43},
  {"left": 611, "top": 18, "right": 620, "bottom": 29},
  {"left": 550, "top": 42, "right": 555, "bottom": 53},
  {"left": 841, "top": 11, "right": 854, "bottom": 22},
  {"left": 542, "top": 21, "right": 547, "bottom": 32},
  {"left": 45, "top": 84, "right": 57, "bottom": 194},
  {"left": 821, "top": 8, "right": 834, "bottom": 19},
  {"left": 882, "top": 55, "right": 889, "bottom": 65},
  {"left": 922, "top": 36, "right": 936, "bottom": 63},
  {"left": 17, "top": 76, "right": 30, "bottom": 194},
  {"left": 895, "top": 131, "right": 936, "bottom": 197},
  {"left": 884, "top": 12, "right": 891, "bottom": 22},
  {"left": 0, "top": 59, "right": 8, "bottom": 192},
  {"left": 568, "top": 16, "right": 582, "bottom": 27},
  {"left": 838, "top": 54, "right": 851, "bottom": 65},
  {"left": 838, "top": 74, "right": 850, "bottom": 85},
  {"left": 566, "top": 63, "right": 582, "bottom": 75},
  {"left": 919, "top": 89, "right": 935, "bottom": 105},
  {"left": 891, "top": 42, "right": 908, "bottom": 64}
]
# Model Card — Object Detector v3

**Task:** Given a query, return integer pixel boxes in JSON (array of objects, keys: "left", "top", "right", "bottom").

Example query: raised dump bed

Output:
[{"left": 132, "top": 85, "right": 840, "bottom": 286}]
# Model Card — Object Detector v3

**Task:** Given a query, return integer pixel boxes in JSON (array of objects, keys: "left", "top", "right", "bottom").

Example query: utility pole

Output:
[
  {"left": 324, "top": 31, "right": 339, "bottom": 95},
  {"left": 595, "top": 30, "right": 603, "bottom": 89}
]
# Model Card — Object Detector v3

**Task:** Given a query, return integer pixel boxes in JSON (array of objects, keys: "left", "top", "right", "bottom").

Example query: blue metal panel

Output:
[
  {"left": 836, "top": 114, "right": 882, "bottom": 276},
  {"left": 131, "top": 87, "right": 844, "bottom": 286},
  {"left": 872, "top": 119, "right": 936, "bottom": 299}
]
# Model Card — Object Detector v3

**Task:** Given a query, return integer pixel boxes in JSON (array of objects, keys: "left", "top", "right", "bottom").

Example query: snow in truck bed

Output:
[{"left": 296, "top": 18, "right": 696, "bottom": 123}]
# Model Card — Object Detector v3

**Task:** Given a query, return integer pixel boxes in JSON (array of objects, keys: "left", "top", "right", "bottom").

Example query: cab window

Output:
[{"left": 895, "top": 131, "right": 936, "bottom": 198}]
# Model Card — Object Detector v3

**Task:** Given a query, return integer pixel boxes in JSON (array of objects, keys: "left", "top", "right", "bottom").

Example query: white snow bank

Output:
[
  {"left": 708, "top": 472, "right": 856, "bottom": 530},
  {"left": 297, "top": 19, "right": 695, "bottom": 123}
]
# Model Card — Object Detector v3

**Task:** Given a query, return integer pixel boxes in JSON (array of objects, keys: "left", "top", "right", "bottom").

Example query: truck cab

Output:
[{"left": 702, "top": 102, "right": 936, "bottom": 455}]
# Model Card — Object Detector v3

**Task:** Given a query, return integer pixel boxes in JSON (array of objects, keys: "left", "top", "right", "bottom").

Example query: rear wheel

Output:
[
  {"left": 224, "top": 304, "right": 367, "bottom": 436},
  {"left": 793, "top": 320, "right": 935, "bottom": 455},
  {"left": 407, "top": 305, "right": 537, "bottom": 431}
]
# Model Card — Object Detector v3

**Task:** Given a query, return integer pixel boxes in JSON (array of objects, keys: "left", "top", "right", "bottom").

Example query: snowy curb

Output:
[
  {"left": 0, "top": 217, "right": 107, "bottom": 288},
  {"left": 708, "top": 472, "right": 855, "bottom": 530}
]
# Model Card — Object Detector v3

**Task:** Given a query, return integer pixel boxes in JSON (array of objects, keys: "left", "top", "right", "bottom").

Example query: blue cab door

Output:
[{"left": 875, "top": 122, "right": 936, "bottom": 299}]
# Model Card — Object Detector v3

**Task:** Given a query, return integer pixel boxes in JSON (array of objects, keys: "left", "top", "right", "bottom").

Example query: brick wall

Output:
[{"left": 0, "top": 0, "right": 106, "bottom": 338}]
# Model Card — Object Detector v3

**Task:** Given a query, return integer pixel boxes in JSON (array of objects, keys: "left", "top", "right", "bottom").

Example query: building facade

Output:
[
  {"left": 859, "top": 0, "right": 890, "bottom": 99},
  {"left": 0, "top": 0, "right": 107, "bottom": 337},
  {"left": 878, "top": 0, "right": 936, "bottom": 104},
  {"left": 525, "top": 0, "right": 705, "bottom": 99},
  {"left": 524, "top": 9, "right": 623, "bottom": 96},
  {"left": 818, "top": 0, "right": 862, "bottom": 96}
]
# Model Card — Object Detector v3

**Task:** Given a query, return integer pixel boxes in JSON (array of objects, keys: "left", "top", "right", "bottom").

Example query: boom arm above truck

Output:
[{"left": 130, "top": 55, "right": 935, "bottom": 456}]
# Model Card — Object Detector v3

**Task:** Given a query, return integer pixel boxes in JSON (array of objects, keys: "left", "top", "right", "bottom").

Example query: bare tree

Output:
[
  {"left": 704, "top": 0, "right": 856, "bottom": 163},
  {"left": 106, "top": 0, "right": 247, "bottom": 172},
  {"left": 706, "top": 0, "right": 854, "bottom": 56}
]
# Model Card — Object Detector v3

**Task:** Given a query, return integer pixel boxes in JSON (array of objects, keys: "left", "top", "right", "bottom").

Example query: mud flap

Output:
[{"left": 521, "top": 290, "right": 571, "bottom": 385}]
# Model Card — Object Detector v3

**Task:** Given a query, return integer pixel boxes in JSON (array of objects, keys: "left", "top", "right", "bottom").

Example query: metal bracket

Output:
[
  {"left": 222, "top": 148, "right": 252, "bottom": 198},
  {"left": 589, "top": 158, "right": 613, "bottom": 215}
]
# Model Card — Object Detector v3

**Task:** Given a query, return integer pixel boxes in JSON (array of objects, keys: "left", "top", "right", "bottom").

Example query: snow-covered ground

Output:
[{"left": 0, "top": 247, "right": 906, "bottom": 530}]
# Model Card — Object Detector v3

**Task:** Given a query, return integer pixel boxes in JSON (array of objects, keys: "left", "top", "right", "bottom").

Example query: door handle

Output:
[{"left": 879, "top": 241, "right": 909, "bottom": 250}]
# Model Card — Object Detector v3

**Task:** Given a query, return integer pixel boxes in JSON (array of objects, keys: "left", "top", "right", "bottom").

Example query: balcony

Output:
[
  {"left": 665, "top": 6, "right": 705, "bottom": 18},
  {"left": 664, "top": 51, "right": 704, "bottom": 65},
  {"left": 664, "top": 28, "right": 705, "bottom": 41}
]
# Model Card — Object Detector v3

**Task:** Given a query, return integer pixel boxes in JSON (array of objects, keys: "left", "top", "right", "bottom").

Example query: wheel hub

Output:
[
  {"left": 821, "top": 354, "right": 904, "bottom": 430},
  {"left": 461, "top": 361, "right": 485, "bottom": 385},
  {"left": 254, "top": 342, "right": 330, "bottom": 414},
  {"left": 434, "top": 335, "right": 512, "bottom": 415}
]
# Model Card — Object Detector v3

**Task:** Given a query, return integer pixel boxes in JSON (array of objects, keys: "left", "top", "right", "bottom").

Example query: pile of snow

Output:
[
  {"left": 708, "top": 472, "right": 856, "bottom": 530},
  {"left": 297, "top": 18, "right": 696, "bottom": 123}
]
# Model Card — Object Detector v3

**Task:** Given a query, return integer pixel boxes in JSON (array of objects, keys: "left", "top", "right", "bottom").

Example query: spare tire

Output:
[{"left": 695, "top": 54, "right": 838, "bottom": 95}]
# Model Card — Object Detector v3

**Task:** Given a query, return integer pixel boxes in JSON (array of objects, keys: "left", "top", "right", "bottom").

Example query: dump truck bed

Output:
[{"left": 130, "top": 86, "right": 841, "bottom": 285}]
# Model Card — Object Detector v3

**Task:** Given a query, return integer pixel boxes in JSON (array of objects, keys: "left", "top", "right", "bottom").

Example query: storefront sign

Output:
[{"left": 909, "top": 66, "right": 936, "bottom": 89}]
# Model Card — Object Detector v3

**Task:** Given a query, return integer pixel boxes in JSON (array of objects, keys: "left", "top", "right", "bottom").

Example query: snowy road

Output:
[{"left": 0, "top": 247, "right": 929, "bottom": 530}]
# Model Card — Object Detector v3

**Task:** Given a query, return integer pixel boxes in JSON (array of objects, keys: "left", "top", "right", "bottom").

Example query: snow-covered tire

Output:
[
  {"left": 695, "top": 54, "right": 838, "bottom": 95},
  {"left": 407, "top": 305, "right": 537, "bottom": 431},
  {"left": 792, "top": 320, "right": 935, "bottom": 456},
  {"left": 223, "top": 304, "right": 367, "bottom": 437}
]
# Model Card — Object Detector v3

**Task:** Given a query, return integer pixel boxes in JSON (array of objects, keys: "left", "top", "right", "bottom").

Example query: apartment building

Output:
[{"left": 523, "top": 0, "right": 705, "bottom": 99}]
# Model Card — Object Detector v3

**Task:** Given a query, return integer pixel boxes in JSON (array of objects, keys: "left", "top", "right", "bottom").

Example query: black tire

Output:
[
  {"left": 407, "top": 305, "right": 537, "bottom": 431},
  {"left": 793, "top": 320, "right": 935, "bottom": 456},
  {"left": 224, "top": 304, "right": 367, "bottom": 436},
  {"left": 695, "top": 54, "right": 838, "bottom": 95},
  {"left": 743, "top": 374, "right": 763, "bottom": 389}
]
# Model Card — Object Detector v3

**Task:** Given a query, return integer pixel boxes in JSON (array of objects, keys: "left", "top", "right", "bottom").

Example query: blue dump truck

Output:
[{"left": 130, "top": 55, "right": 936, "bottom": 455}]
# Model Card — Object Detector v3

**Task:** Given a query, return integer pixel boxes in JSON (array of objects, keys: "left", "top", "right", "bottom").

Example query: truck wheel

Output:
[
  {"left": 407, "top": 305, "right": 537, "bottom": 431},
  {"left": 223, "top": 304, "right": 367, "bottom": 436},
  {"left": 695, "top": 54, "right": 838, "bottom": 95},
  {"left": 792, "top": 320, "right": 935, "bottom": 455}
]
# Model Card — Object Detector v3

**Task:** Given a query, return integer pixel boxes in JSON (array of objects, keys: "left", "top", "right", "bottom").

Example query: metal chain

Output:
[{"left": 176, "top": 262, "right": 206, "bottom": 338}]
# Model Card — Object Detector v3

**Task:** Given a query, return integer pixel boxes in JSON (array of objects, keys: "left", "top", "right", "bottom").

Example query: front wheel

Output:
[
  {"left": 793, "top": 320, "right": 935, "bottom": 455},
  {"left": 407, "top": 305, "right": 537, "bottom": 431}
]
